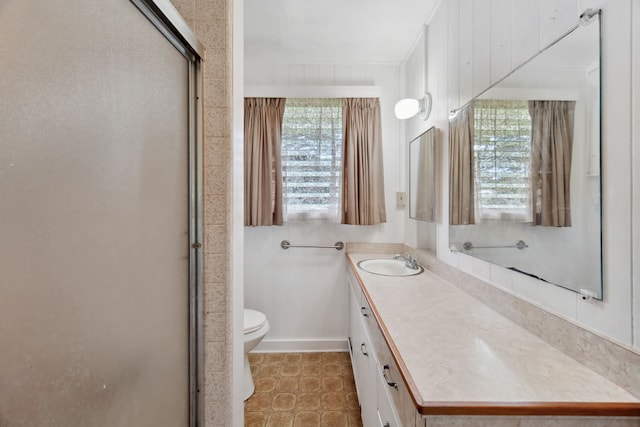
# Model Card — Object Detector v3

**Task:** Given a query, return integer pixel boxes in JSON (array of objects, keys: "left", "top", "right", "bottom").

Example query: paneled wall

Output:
[
  {"left": 244, "top": 62, "right": 404, "bottom": 351},
  {"left": 632, "top": 0, "right": 640, "bottom": 350},
  {"left": 401, "top": 0, "right": 639, "bottom": 348},
  {"left": 401, "top": 30, "right": 439, "bottom": 250}
]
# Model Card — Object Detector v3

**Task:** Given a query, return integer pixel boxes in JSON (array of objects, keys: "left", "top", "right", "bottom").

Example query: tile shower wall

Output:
[
  {"left": 244, "top": 63, "right": 405, "bottom": 352},
  {"left": 171, "top": 0, "right": 234, "bottom": 425},
  {"left": 400, "top": 0, "right": 640, "bottom": 348}
]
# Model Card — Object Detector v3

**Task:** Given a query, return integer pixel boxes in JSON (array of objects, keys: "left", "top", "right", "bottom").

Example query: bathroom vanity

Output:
[{"left": 346, "top": 252, "right": 640, "bottom": 427}]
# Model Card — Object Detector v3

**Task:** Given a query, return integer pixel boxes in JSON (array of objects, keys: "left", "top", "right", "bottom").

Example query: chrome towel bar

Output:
[
  {"left": 280, "top": 240, "right": 344, "bottom": 251},
  {"left": 463, "top": 240, "right": 528, "bottom": 250}
]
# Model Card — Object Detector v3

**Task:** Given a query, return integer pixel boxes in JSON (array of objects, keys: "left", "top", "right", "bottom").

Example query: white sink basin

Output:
[{"left": 357, "top": 258, "right": 424, "bottom": 276}]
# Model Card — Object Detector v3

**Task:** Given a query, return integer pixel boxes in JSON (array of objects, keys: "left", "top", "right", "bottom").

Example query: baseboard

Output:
[{"left": 253, "top": 338, "right": 349, "bottom": 353}]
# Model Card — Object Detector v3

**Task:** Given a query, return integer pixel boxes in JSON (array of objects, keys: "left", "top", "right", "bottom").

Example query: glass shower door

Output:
[{"left": 0, "top": 1, "right": 199, "bottom": 425}]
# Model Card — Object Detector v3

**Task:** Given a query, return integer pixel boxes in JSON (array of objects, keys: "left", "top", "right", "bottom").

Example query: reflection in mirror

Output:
[
  {"left": 448, "top": 10, "right": 602, "bottom": 299},
  {"left": 410, "top": 126, "right": 436, "bottom": 222}
]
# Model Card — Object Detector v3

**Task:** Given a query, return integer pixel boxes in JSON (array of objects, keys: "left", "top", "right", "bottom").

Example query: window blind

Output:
[
  {"left": 281, "top": 98, "right": 343, "bottom": 222},
  {"left": 473, "top": 99, "right": 532, "bottom": 221}
]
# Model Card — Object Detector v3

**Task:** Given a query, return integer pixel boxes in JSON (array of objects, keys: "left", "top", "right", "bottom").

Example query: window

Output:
[
  {"left": 473, "top": 99, "right": 532, "bottom": 221},
  {"left": 280, "top": 98, "right": 343, "bottom": 222}
]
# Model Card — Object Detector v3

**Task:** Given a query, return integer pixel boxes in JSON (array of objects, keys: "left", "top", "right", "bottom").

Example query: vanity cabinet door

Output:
[
  {"left": 348, "top": 285, "right": 363, "bottom": 395},
  {"left": 368, "top": 314, "right": 417, "bottom": 427},
  {"left": 349, "top": 282, "right": 377, "bottom": 427},
  {"left": 358, "top": 325, "right": 378, "bottom": 427}
]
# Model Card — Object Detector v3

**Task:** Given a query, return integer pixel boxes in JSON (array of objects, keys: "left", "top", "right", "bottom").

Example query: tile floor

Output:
[{"left": 244, "top": 352, "right": 363, "bottom": 427}]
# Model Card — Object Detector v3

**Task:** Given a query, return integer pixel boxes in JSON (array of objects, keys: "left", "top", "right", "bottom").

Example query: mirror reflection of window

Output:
[{"left": 473, "top": 100, "right": 532, "bottom": 222}]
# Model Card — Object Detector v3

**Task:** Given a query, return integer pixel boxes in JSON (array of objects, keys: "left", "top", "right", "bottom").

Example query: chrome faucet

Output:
[{"left": 393, "top": 253, "right": 419, "bottom": 270}]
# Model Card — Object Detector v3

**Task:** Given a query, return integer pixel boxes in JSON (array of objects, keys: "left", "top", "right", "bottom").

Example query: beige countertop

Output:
[{"left": 347, "top": 253, "right": 640, "bottom": 416}]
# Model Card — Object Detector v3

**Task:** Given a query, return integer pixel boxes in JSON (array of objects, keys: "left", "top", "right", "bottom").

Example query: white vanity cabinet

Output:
[
  {"left": 347, "top": 268, "right": 408, "bottom": 427},
  {"left": 346, "top": 253, "right": 640, "bottom": 427}
]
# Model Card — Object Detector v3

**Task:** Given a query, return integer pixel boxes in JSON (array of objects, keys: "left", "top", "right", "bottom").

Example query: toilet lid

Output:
[{"left": 244, "top": 309, "right": 267, "bottom": 334}]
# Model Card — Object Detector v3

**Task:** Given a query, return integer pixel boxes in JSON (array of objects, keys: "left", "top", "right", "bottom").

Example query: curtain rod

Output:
[{"left": 245, "top": 85, "right": 381, "bottom": 99}]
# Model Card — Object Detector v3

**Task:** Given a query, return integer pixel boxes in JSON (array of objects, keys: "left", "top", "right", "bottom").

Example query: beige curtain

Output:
[
  {"left": 244, "top": 98, "right": 286, "bottom": 226},
  {"left": 341, "top": 98, "right": 386, "bottom": 225},
  {"left": 449, "top": 104, "right": 475, "bottom": 225},
  {"left": 529, "top": 100, "right": 575, "bottom": 227}
]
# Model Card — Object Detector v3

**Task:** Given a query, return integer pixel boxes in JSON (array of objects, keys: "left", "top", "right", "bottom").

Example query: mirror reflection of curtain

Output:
[
  {"left": 415, "top": 131, "right": 435, "bottom": 221},
  {"left": 341, "top": 98, "right": 386, "bottom": 225},
  {"left": 449, "top": 104, "right": 475, "bottom": 225},
  {"left": 529, "top": 100, "right": 576, "bottom": 227},
  {"left": 244, "top": 98, "right": 286, "bottom": 226}
]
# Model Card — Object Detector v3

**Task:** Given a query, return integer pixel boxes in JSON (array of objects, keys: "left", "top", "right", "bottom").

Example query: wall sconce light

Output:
[{"left": 394, "top": 93, "right": 432, "bottom": 120}]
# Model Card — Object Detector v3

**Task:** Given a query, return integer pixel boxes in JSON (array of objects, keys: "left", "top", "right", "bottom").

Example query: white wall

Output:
[
  {"left": 244, "top": 63, "right": 405, "bottom": 351},
  {"left": 402, "top": 0, "right": 639, "bottom": 347},
  {"left": 232, "top": 0, "right": 244, "bottom": 422},
  {"left": 402, "top": 29, "right": 439, "bottom": 250}
]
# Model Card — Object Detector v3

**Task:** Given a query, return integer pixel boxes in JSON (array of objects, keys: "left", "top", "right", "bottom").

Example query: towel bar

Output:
[{"left": 280, "top": 240, "right": 344, "bottom": 251}]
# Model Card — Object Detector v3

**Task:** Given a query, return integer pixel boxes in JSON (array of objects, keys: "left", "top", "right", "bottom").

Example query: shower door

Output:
[{"left": 0, "top": 1, "right": 201, "bottom": 425}]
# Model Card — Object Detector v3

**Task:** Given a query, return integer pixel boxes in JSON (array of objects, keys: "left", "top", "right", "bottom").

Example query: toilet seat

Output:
[{"left": 244, "top": 309, "right": 267, "bottom": 334}]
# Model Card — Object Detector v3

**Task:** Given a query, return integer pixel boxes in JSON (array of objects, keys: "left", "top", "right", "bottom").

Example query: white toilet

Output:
[{"left": 243, "top": 308, "right": 269, "bottom": 401}]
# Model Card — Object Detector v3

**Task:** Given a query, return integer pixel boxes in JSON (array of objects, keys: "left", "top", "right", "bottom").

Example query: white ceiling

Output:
[{"left": 244, "top": 0, "right": 439, "bottom": 64}]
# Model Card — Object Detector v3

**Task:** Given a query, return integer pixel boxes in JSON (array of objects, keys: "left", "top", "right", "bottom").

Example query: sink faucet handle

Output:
[
  {"left": 393, "top": 253, "right": 419, "bottom": 270},
  {"left": 408, "top": 255, "right": 418, "bottom": 269}
]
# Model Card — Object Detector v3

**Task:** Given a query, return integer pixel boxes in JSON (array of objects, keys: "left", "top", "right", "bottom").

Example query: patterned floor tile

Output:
[{"left": 245, "top": 352, "right": 363, "bottom": 427}]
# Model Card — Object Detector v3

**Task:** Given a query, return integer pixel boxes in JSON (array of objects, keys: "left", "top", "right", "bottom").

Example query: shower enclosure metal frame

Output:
[{"left": 130, "top": 1, "right": 205, "bottom": 425}]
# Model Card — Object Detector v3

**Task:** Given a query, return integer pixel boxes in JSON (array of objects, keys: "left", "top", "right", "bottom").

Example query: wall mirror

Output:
[
  {"left": 410, "top": 126, "right": 436, "bottom": 221},
  {"left": 448, "top": 10, "right": 602, "bottom": 299}
]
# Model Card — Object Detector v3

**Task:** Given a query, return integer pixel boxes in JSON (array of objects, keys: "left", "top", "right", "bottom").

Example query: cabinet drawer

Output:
[
  {"left": 346, "top": 265, "right": 376, "bottom": 332},
  {"left": 359, "top": 291, "right": 377, "bottom": 336}
]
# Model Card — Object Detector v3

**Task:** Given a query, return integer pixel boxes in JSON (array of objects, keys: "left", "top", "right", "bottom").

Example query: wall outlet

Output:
[{"left": 396, "top": 191, "right": 406, "bottom": 207}]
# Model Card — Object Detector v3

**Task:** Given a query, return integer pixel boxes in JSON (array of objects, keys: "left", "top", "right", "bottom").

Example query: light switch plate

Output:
[{"left": 396, "top": 191, "right": 406, "bottom": 207}]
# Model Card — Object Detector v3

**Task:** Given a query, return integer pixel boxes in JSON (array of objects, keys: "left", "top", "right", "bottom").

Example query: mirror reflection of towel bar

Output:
[
  {"left": 463, "top": 240, "right": 528, "bottom": 250},
  {"left": 280, "top": 240, "right": 344, "bottom": 251}
]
